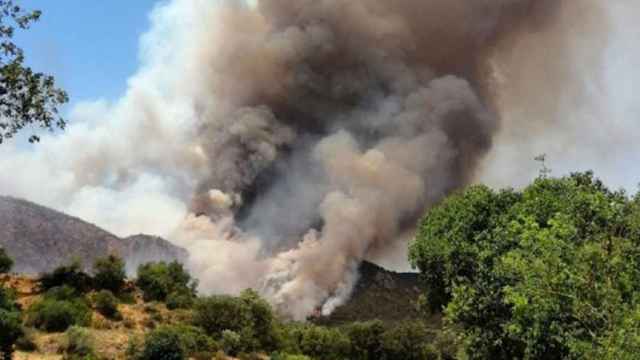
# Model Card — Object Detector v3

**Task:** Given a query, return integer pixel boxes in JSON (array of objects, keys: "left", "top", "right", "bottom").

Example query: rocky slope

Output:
[{"left": 0, "top": 196, "right": 187, "bottom": 274}]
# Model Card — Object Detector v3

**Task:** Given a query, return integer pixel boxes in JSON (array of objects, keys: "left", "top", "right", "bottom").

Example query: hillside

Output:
[
  {"left": 0, "top": 196, "right": 187, "bottom": 274},
  {"left": 314, "top": 261, "right": 434, "bottom": 326}
]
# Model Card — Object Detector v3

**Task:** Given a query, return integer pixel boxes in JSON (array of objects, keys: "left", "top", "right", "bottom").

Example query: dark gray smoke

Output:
[{"left": 178, "top": 0, "right": 606, "bottom": 318}]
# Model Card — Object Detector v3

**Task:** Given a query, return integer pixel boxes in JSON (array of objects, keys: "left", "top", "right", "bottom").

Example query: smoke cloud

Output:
[{"left": 0, "top": 0, "right": 634, "bottom": 319}]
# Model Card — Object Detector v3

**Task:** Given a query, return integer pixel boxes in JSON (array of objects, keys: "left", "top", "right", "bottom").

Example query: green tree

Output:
[
  {"left": 93, "top": 255, "right": 126, "bottom": 293},
  {"left": 135, "top": 261, "right": 196, "bottom": 302},
  {"left": 0, "top": 287, "right": 22, "bottom": 360},
  {"left": 140, "top": 326, "right": 186, "bottom": 360},
  {"left": 93, "top": 290, "right": 120, "bottom": 320},
  {"left": 0, "top": 1, "right": 68, "bottom": 144},
  {"left": 343, "top": 320, "right": 385, "bottom": 360},
  {"left": 26, "top": 286, "right": 91, "bottom": 332},
  {"left": 40, "top": 260, "right": 92, "bottom": 293},
  {"left": 192, "top": 289, "right": 280, "bottom": 353},
  {"left": 410, "top": 172, "right": 640, "bottom": 359}
]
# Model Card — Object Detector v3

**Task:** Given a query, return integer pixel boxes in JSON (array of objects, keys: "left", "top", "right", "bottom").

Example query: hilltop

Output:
[{"left": 0, "top": 196, "right": 187, "bottom": 274}]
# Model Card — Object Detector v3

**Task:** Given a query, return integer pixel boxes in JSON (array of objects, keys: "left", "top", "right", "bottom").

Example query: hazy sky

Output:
[{"left": 16, "top": 1, "right": 160, "bottom": 105}]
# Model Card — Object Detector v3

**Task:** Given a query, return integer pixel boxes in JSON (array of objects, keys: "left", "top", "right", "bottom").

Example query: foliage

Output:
[
  {"left": 0, "top": 287, "right": 21, "bottom": 360},
  {"left": 0, "top": 0, "right": 68, "bottom": 144},
  {"left": 26, "top": 286, "right": 91, "bottom": 332},
  {"left": 93, "top": 289, "right": 120, "bottom": 320},
  {"left": 135, "top": 324, "right": 215, "bottom": 360},
  {"left": 0, "top": 247, "right": 12, "bottom": 273},
  {"left": 136, "top": 261, "right": 197, "bottom": 303},
  {"left": 40, "top": 260, "right": 92, "bottom": 293},
  {"left": 221, "top": 330, "right": 243, "bottom": 356},
  {"left": 166, "top": 290, "right": 195, "bottom": 310},
  {"left": 379, "top": 321, "right": 435, "bottom": 360},
  {"left": 343, "top": 320, "right": 386, "bottom": 360},
  {"left": 193, "top": 289, "right": 281, "bottom": 353},
  {"left": 93, "top": 254, "right": 126, "bottom": 293},
  {"left": 283, "top": 323, "right": 351, "bottom": 360},
  {"left": 140, "top": 326, "right": 186, "bottom": 360},
  {"left": 271, "top": 354, "right": 312, "bottom": 360},
  {"left": 410, "top": 172, "right": 640, "bottom": 359},
  {"left": 60, "top": 326, "right": 96, "bottom": 359}
]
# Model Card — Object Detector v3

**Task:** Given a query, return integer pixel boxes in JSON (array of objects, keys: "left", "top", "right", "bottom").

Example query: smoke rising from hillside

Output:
[{"left": 0, "top": 0, "right": 629, "bottom": 319}]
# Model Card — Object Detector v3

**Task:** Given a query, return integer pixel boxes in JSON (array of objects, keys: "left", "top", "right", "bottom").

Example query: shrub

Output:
[
  {"left": 271, "top": 354, "right": 312, "bottom": 360},
  {"left": 0, "top": 286, "right": 22, "bottom": 358},
  {"left": 93, "top": 254, "right": 126, "bottom": 293},
  {"left": 0, "top": 247, "right": 13, "bottom": 274},
  {"left": 343, "top": 320, "right": 386, "bottom": 360},
  {"left": 193, "top": 290, "right": 280, "bottom": 352},
  {"left": 26, "top": 294, "right": 91, "bottom": 332},
  {"left": 140, "top": 326, "right": 185, "bottom": 360},
  {"left": 0, "top": 307, "right": 22, "bottom": 359},
  {"left": 93, "top": 290, "right": 120, "bottom": 319},
  {"left": 193, "top": 295, "right": 248, "bottom": 338},
  {"left": 61, "top": 326, "right": 95, "bottom": 358},
  {"left": 221, "top": 330, "right": 243, "bottom": 356},
  {"left": 293, "top": 324, "right": 351, "bottom": 360},
  {"left": 379, "top": 321, "right": 433, "bottom": 360},
  {"left": 125, "top": 336, "right": 143, "bottom": 360},
  {"left": 45, "top": 285, "right": 79, "bottom": 301},
  {"left": 172, "top": 324, "right": 215, "bottom": 356},
  {"left": 166, "top": 290, "right": 194, "bottom": 310},
  {"left": 40, "top": 261, "right": 92, "bottom": 293},
  {"left": 136, "top": 261, "right": 196, "bottom": 303}
]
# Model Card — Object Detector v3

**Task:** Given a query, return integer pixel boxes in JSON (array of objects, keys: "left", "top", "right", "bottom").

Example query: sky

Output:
[{"left": 15, "top": 1, "right": 161, "bottom": 106}]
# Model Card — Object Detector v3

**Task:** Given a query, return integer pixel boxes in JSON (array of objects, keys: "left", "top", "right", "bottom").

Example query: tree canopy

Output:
[
  {"left": 410, "top": 172, "right": 640, "bottom": 359},
  {"left": 0, "top": 0, "right": 68, "bottom": 144}
]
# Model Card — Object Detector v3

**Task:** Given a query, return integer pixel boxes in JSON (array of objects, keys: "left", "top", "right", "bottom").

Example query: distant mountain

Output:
[
  {"left": 0, "top": 196, "right": 187, "bottom": 274},
  {"left": 315, "top": 261, "right": 439, "bottom": 326}
]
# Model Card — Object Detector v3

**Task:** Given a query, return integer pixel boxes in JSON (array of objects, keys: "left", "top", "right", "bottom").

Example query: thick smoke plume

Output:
[{"left": 0, "top": 0, "right": 624, "bottom": 319}]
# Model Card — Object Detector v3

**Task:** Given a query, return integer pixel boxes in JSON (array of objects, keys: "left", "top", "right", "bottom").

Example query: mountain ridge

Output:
[{"left": 0, "top": 195, "right": 187, "bottom": 274}]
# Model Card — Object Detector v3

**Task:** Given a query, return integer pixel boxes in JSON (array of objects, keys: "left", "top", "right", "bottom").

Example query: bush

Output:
[
  {"left": 193, "top": 295, "right": 248, "bottom": 338},
  {"left": 271, "top": 354, "right": 312, "bottom": 360},
  {"left": 0, "top": 286, "right": 22, "bottom": 358},
  {"left": 0, "top": 247, "right": 13, "bottom": 274},
  {"left": 344, "top": 320, "right": 386, "bottom": 360},
  {"left": 166, "top": 290, "right": 194, "bottom": 310},
  {"left": 172, "top": 324, "right": 215, "bottom": 356},
  {"left": 193, "top": 290, "right": 280, "bottom": 352},
  {"left": 135, "top": 325, "right": 215, "bottom": 360},
  {"left": 45, "top": 285, "right": 79, "bottom": 301},
  {"left": 136, "top": 261, "right": 196, "bottom": 303},
  {"left": 61, "top": 326, "right": 95, "bottom": 358},
  {"left": 0, "top": 307, "right": 22, "bottom": 359},
  {"left": 26, "top": 291, "right": 91, "bottom": 332},
  {"left": 93, "top": 254, "right": 126, "bottom": 293},
  {"left": 93, "top": 290, "right": 120, "bottom": 319},
  {"left": 221, "top": 330, "right": 243, "bottom": 356},
  {"left": 379, "top": 321, "right": 434, "bottom": 360},
  {"left": 291, "top": 324, "right": 351, "bottom": 360},
  {"left": 40, "top": 261, "right": 92, "bottom": 293},
  {"left": 140, "top": 326, "right": 185, "bottom": 360},
  {"left": 125, "top": 336, "right": 143, "bottom": 360}
]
